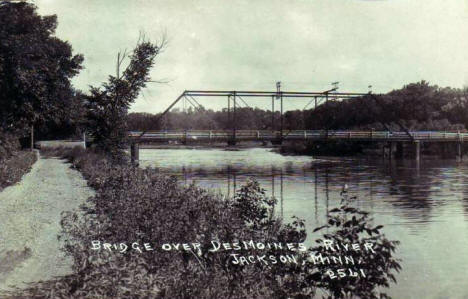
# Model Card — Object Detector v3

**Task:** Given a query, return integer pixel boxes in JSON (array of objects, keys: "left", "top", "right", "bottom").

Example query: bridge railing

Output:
[{"left": 128, "top": 130, "right": 468, "bottom": 142}]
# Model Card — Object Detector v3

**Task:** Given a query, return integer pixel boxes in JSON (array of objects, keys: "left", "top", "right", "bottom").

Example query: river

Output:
[{"left": 139, "top": 147, "right": 468, "bottom": 299}]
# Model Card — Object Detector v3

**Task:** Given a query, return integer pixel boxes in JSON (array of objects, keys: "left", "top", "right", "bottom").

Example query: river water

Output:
[{"left": 139, "top": 147, "right": 468, "bottom": 299}]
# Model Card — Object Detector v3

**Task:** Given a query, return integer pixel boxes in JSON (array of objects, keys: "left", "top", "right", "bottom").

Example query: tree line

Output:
[{"left": 128, "top": 81, "right": 468, "bottom": 133}]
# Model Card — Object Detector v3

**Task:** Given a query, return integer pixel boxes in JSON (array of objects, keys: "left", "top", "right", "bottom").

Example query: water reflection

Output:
[
  {"left": 140, "top": 148, "right": 468, "bottom": 299},
  {"left": 142, "top": 149, "right": 468, "bottom": 231}
]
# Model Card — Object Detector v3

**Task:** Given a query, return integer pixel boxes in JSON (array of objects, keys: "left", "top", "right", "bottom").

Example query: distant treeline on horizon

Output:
[{"left": 128, "top": 81, "right": 468, "bottom": 132}]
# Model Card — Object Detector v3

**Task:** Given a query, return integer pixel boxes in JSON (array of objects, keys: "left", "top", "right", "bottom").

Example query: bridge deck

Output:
[{"left": 129, "top": 130, "right": 468, "bottom": 143}]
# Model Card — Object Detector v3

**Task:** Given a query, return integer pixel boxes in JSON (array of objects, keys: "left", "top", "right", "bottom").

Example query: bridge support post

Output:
[
  {"left": 414, "top": 141, "right": 420, "bottom": 161},
  {"left": 131, "top": 142, "right": 139, "bottom": 165},
  {"left": 457, "top": 142, "right": 463, "bottom": 160},
  {"left": 388, "top": 142, "right": 397, "bottom": 159},
  {"left": 182, "top": 130, "right": 187, "bottom": 145}
]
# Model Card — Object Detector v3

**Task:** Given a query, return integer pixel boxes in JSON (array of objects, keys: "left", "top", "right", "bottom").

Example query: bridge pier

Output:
[
  {"left": 271, "top": 139, "right": 283, "bottom": 145},
  {"left": 387, "top": 142, "right": 397, "bottom": 159},
  {"left": 457, "top": 142, "right": 463, "bottom": 160},
  {"left": 182, "top": 130, "right": 188, "bottom": 145},
  {"left": 130, "top": 142, "right": 139, "bottom": 165},
  {"left": 414, "top": 141, "right": 420, "bottom": 161}
]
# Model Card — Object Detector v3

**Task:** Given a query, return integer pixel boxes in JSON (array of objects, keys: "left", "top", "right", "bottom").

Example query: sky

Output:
[{"left": 35, "top": 0, "right": 468, "bottom": 113}]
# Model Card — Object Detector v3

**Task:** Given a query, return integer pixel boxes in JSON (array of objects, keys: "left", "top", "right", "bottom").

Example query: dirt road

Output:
[{"left": 0, "top": 153, "right": 94, "bottom": 291}]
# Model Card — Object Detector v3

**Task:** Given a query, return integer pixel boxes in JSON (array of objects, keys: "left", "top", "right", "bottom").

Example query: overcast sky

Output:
[{"left": 35, "top": 0, "right": 468, "bottom": 113}]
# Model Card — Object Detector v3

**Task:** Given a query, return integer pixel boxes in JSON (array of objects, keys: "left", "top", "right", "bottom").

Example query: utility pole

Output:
[
  {"left": 233, "top": 91, "right": 237, "bottom": 144},
  {"left": 271, "top": 95, "right": 275, "bottom": 133},
  {"left": 227, "top": 94, "right": 231, "bottom": 130},
  {"left": 324, "top": 82, "right": 339, "bottom": 139}
]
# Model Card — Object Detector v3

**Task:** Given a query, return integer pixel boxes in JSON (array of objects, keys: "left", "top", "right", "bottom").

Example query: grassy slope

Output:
[{"left": 0, "top": 151, "right": 38, "bottom": 192}]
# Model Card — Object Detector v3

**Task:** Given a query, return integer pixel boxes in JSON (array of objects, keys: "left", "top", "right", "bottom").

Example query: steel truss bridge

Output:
[
  {"left": 135, "top": 87, "right": 371, "bottom": 142},
  {"left": 128, "top": 87, "right": 465, "bottom": 162}
]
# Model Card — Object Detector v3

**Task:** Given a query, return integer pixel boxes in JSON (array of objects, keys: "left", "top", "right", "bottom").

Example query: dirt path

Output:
[{"left": 0, "top": 153, "right": 94, "bottom": 291}]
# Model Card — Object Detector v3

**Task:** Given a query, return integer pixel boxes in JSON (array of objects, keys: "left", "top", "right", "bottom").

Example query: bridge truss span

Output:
[{"left": 137, "top": 87, "right": 372, "bottom": 143}]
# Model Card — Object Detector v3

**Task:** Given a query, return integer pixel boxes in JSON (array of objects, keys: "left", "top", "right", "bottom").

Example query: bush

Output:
[
  {"left": 11, "top": 148, "right": 309, "bottom": 299},
  {"left": 0, "top": 129, "right": 21, "bottom": 161},
  {"left": 4, "top": 148, "right": 400, "bottom": 299},
  {"left": 309, "top": 192, "right": 401, "bottom": 299},
  {"left": 0, "top": 150, "right": 37, "bottom": 191}
]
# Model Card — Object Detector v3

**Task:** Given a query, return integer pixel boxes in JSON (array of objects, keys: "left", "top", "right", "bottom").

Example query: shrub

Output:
[
  {"left": 0, "top": 129, "right": 21, "bottom": 161},
  {"left": 0, "top": 150, "right": 37, "bottom": 191},
  {"left": 309, "top": 192, "right": 401, "bottom": 299}
]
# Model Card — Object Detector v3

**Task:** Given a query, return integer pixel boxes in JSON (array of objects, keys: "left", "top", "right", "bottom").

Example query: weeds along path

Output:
[{"left": 0, "top": 153, "right": 94, "bottom": 291}]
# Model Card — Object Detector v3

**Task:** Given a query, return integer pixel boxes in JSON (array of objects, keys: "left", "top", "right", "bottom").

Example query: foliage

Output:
[
  {"left": 35, "top": 90, "right": 89, "bottom": 140},
  {"left": 128, "top": 107, "right": 281, "bottom": 131},
  {"left": 0, "top": 128, "right": 37, "bottom": 191},
  {"left": 0, "top": 1, "right": 83, "bottom": 135},
  {"left": 310, "top": 192, "right": 401, "bottom": 299},
  {"left": 0, "top": 150, "right": 37, "bottom": 191},
  {"left": 0, "top": 128, "right": 20, "bottom": 161},
  {"left": 4, "top": 148, "right": 401, "bottom": 299},
  {"left": 85, "top": 39, "right": 162, "bottom": 159},
  {"left": 128, "top": 81, "right": 468, "bottom": 135},
  {"left": 7, "top": 148, "right": 309, "bottom": 299},
  {"left": 302, "top": 81, "right": 467, "bottom": 132}
]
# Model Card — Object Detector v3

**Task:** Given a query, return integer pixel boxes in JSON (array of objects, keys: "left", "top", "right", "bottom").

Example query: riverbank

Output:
[
  {"left": 2, "top": 147, "right": 399, "bottom": 299},
  {"left": 2, "top": 147, "right": 310, "bottom": 298},
  {"left": 4, "top": 148, "right": 399, "bottom": 299},
  {"left": 277, "top": 140, "right": 466, "bottom": 160},
  {"left": 0, "top": 151, "right": 37, "bottom": 191},
  {"left": 0, "top": 154, "right": 94, "bottom": 292}
]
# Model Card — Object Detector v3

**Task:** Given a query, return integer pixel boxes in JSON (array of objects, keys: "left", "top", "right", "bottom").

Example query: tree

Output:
[
  {"left": 0, "top": 1, "right": 83, "bottom": 145},
  {"left": 85, "top": 38, "right": 164, "bottom": 159}
]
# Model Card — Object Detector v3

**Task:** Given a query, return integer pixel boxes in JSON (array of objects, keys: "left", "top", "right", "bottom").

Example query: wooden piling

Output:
[
  {"left": 414, "top": 141, "right": 420, "bottom": 161},
  {"left": 131, "top": 142, "right": 139, "bottom": 165},
  {"left": 388, "top": 142, "right": 397, "bottom": 160}
]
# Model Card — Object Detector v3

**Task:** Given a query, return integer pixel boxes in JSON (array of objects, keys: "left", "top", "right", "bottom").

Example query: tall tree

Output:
[
  {"left": 86, "top": 38, "right": 163, "bottom": 158},
  {"left": 0, "top": 1, "right": 83, "bottom": 144}
]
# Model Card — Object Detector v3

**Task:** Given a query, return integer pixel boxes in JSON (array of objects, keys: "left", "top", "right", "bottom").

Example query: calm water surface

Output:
[{"left": 140, "top": 148, "right": 468, "bottom": 299}]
